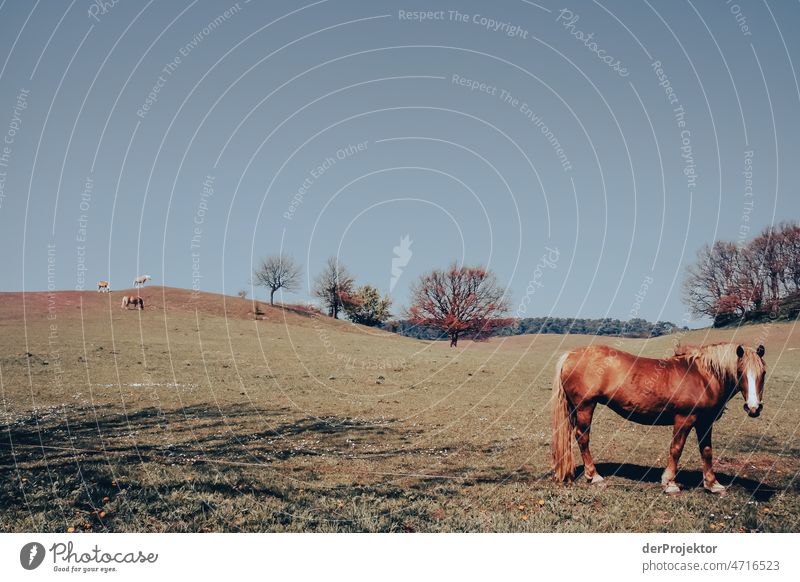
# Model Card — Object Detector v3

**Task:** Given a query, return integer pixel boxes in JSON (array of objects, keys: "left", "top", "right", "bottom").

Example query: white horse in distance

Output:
[{"left": 133, "top": 275, "right": 151, "bottom": 287}]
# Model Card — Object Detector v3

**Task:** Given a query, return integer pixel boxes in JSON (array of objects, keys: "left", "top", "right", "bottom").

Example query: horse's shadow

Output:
[{"left": 578, "top": 462, "right": 777, "bottom": 501}]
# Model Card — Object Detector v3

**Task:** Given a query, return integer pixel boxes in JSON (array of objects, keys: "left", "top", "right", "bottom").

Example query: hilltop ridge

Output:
[{"left": 0, "top": 286, "right": 315, "bottom": 324}]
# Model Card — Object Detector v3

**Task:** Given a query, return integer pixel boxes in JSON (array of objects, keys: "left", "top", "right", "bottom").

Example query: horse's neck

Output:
[
  {"left": 690, "top": 358, "right": 738, "bottom": 404},
  {"left": 705, "top": 370, "right": 739, "bottom": 405},
  {"left": 721, "top": 376, "right": 740, "bottom": 402}
]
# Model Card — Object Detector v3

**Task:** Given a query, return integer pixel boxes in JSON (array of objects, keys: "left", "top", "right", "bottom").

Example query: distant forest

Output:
[{"left": 384, "top": 317, "right": 682, "bottom": 341}]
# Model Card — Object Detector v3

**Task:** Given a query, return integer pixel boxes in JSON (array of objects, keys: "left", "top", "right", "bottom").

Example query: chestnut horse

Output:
[
  {"left": 121, "top": 296, "right": 144, "bottom": 310},
  {"left": 551, "top": 343, "right": 766, "bottom": 494}
]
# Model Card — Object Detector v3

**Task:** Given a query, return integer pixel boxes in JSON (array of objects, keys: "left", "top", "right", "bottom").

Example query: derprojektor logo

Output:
[{"left": 20, "top": 542, "right": 46, "bottom": 570}]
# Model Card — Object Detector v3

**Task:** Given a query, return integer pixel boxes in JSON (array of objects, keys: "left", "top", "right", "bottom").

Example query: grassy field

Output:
[{"left": 1, "top": 287, "right": 798, "bottom": 532}]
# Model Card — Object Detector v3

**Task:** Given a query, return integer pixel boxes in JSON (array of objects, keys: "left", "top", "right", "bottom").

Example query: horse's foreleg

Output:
[
  {"left": 662, "top": 414, "right": 694, "bottom": 494},
  {"left": 574, "top": 402, "right": 603, "bottom": 484},
  {"left": 696, "top": 419, "right": 726, "bottom": 494}
]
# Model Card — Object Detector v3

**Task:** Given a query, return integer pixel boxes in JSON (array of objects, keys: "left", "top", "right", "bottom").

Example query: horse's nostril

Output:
[{"left": 744, "top": 404, "right": 761, "bottom": 417}]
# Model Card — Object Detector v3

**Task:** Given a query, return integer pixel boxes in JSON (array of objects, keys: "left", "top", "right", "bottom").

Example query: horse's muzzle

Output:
[{"left": 744, "top": 403, "right": 763, "bottom": 418}]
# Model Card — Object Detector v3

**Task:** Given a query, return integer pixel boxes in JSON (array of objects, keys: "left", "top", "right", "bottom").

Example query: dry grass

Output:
[{"left": 1, "top": 287, "right": 799, "bottom": 532}]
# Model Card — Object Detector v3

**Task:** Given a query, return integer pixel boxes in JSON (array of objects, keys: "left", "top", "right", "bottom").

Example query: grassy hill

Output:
[{"left": 1, "top": 287, "right": 798, "bottom": 532}]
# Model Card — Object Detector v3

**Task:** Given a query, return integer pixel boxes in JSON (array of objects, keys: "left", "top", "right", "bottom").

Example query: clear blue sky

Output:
[{"left": 1, "top": 0, "right": 798, "bottom": 326}]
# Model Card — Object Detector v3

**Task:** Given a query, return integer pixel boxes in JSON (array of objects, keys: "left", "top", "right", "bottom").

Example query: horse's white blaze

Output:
[{"left": 746, "top": 370, "right": 759, "bottom": 409}]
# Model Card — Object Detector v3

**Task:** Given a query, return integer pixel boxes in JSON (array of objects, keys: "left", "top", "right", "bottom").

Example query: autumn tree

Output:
[
  {"left": 754, "top": 221, "right": 800, "bottom": 299},
  {"left": 749, "top": 228, "right": 785, "bottom": 308},
  {"left": 737, "top": 244, "right": 766, "bottom": 311},
  {"left": 781, "top": 222, "right": 800, "bottom": 292},
  {"left": 683, "top": 241, "right": 746, "bottom": 320},
  {"left": 683, "top": 221, "right": 800, "bottom": 324},
  {"left": 407, "top": 264, "right": 510, "bottom": 347},
  {"left": 254, "top": 254, "right": 302, "bottom": 305},
  {"left": 312, "top": 256, "right": 355, "bottom": 318},
  {"left": 343, "top": 285, "right": 392, "bottom": 326}
]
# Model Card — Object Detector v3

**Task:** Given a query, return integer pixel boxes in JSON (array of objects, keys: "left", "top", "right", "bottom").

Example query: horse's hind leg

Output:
[{"left": 574, "top": 401, "right": 603, "bottom": 484}]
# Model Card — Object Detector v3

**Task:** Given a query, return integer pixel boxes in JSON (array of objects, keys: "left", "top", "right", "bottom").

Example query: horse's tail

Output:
[{"left": 551, "top": 351, "right": 575, "bottom": 482}]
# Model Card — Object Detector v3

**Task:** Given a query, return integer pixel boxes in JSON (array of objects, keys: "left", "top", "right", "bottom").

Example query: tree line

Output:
[
  {"left": 253, "top": 254, "right": 391, "bottom": 326},
  {"left": 683, "top": 222, "right": 800, "bottom": 326},
  {"left": 252, "top": 220, "right": 800, "bottom": 339},
  {"left": 252, "top": 254, "right": 681, "bottom": 346},
  {"left": 252, "top": 256, "right": 511, "bottom": 346},
  {"left": 387, "top": 317, "right": 679, "bottom": 340}
]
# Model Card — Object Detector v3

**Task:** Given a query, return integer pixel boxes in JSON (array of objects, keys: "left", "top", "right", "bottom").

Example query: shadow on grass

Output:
[
  {"left": 0, "top": 404, "right": 412, "bottom": 530},
  {"left": 579, "top": 462, "right": 778, "bottom": 501},
  {"left": 732, "top": 434, "right": 800, "bottom": 457},
  {"left": 0, "top": 404, "right": 410, "bottom": 470}
]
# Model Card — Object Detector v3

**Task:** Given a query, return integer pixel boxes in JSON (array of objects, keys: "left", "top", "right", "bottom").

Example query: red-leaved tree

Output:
[
  {"left": 683, "top": 222, "right": 800, "bottom": 324},
  {"left": 407, "top": 264, "right": 510, "bottom": 347}
]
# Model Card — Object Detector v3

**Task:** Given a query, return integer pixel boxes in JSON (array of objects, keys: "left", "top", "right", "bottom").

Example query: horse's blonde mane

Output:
[{"left": 674, "top": 343, "right": 741, "bottom": 383}]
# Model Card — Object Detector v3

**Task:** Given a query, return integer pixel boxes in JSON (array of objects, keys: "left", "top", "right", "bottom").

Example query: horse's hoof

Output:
[
  {"left": 704, "top": 482, "right": 727, "bottom": 495},
  {"left": 663, "top": 483, "right": 681, "bottom": 495},
  {"left": 590, "top": 475, "right": 607, "bottom": 487}
]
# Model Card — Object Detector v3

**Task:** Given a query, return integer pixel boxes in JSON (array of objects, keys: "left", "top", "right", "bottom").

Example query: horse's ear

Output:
[
  {"left": 736, "top": 345, "right": 745, "bottom": 358},
  {"left": 757, "top": 345, "right": 765, "bottom": 357}
]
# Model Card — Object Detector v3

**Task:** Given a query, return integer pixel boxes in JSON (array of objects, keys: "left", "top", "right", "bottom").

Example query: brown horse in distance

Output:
[
  {"left": 121, "top": 296, "right": 144, "bottom": 310},
  {"left": 551, "top": 343, "right": 766, "bottom": 494}
]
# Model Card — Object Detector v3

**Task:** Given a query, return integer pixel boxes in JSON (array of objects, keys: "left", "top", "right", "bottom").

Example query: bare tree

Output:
[
  {"left": 254, "top": 254, "right": 302, "bottom": 305},
  {"left": 781, "top": 222, "right": 800, "bottom": 293},
  {"left": 683, "top": 241, "right": 742, "bottom": 319},
  {"left": 312, "top": 256, "right": 354, "bottom": 318},
  {"left": 407, "top": 264, "right": 510, "bottom": 347},
  {"left": 749, "top": 228, "right": 785, "bottom": 309}
]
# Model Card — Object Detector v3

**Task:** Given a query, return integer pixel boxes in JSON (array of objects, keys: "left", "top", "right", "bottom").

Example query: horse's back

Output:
[
  {"left": 560, "top": 345, "right": 638, "bottom": 385},
  {"left": 559, "top": 344, "right": 713, "bottom": 422},
  {"left": 562, "top": 345, "right": 676, "bottom": 376}
]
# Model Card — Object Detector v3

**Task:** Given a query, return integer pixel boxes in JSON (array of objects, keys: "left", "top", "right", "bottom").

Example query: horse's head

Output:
[{"left": 736, "top": 344, "right": 766, "bottom": 418}]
